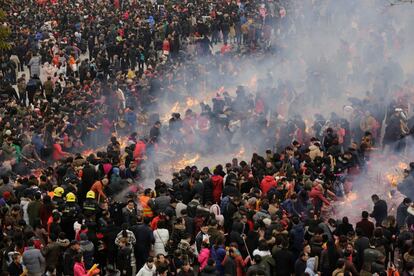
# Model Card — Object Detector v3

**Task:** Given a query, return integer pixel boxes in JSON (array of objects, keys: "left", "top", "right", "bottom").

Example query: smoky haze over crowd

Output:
[
  {"left": 3, "top": 0, "right": 414, "bottom": 275},
  {"left": 140, "top": 0, "right": 414, "bottom": 221},
  {"left": 151, "top": 0, "right": 414, "bottom": 161}
]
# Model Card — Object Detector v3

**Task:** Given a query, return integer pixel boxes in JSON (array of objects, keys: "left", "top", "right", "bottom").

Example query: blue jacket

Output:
[
  {"left": 22, "top": 247, "right": 45, "bottom": 274},
  {"left": 210, "top": 245, "right": 226, "bottom": 276},
  {"left": 290, "top": 223, "right": 305, "bottom": 252}
]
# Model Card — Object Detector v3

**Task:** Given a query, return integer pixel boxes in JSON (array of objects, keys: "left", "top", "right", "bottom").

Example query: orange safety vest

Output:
[{"left": 140, "top": 196, "right": 153, "bottom": 217}]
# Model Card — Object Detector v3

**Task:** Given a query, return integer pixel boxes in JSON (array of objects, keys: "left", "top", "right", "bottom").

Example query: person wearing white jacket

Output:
[
  {"left": 136, "top": 257, "right": 156, "bottom": 276},
  {"left": 153, "top": 221, "right": 169, "bottom": 256}
]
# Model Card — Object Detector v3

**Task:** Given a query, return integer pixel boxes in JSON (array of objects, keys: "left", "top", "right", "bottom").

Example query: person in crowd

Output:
[
  {"left": 22, "top": 239, "right": 45, "bottom": 276},
  {"left": 370, "top": 194, "right": 388, "bottom": 227},
  {"left": 0, "top": 0, "right": 413, "bottom": 275},
  {"left": 136, "top": 257, "right": 157, "bottom": 276}
]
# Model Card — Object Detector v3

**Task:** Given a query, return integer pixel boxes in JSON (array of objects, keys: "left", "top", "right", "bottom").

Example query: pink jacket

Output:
[
  {"left": 74, "top": 262, "right": 88, "bottom": 276},
  {"left": 198, "top": 248, "right": 210, "bottom": 271}
]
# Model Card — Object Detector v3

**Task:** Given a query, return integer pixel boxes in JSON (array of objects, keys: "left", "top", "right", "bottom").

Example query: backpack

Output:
[
  {"left": 210, "top": 204, "right": 224, "bottom": 226},
  {"left": 187, "top": 200, "right": 198, "bottom": 218},
  {"left": 220, "top": 196, "right": 230, "bottom": 215},
  {"left": 333, "top": 179, "right": 345, "bottom": 197},
  {"left": 194, "top": 216, "right": 205, "bottom": 235}
]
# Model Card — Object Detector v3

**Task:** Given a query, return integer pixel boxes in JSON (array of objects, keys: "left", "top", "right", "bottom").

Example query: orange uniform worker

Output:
[
  {"left": 139, "top": 188, "right": 154, "bottom": 218},
  {"left": 90, "top": 178, "right": 109, "bottom": 202}
]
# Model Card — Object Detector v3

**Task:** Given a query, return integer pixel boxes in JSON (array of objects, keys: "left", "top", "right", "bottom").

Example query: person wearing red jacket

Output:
[
  {"left": 211, "top": 171, "right": 224, "bottom": 204},
  {"left": 52, "top": 138, "right": 69, "bottom": 161},
  {"left": 309, "top": 184, "right": 330, "bottom": 213},
  {"left": 162, "top": 38, "right": 170, "bottom": 55},
  {"left": 133, "top": 139, "right": 146, "bottom": 166},
  {"left": 260, "top": 174, "right": 277, "bottom": 196}
]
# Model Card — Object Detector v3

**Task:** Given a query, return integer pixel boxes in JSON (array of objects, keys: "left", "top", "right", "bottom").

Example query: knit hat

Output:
[{"left": 3, "top": 191, "right": 11, "bottom": 200}]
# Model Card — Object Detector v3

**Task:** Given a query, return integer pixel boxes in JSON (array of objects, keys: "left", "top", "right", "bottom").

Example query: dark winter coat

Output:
[{"left": 370, "top": 200, "right": 388, "bottom": 226}]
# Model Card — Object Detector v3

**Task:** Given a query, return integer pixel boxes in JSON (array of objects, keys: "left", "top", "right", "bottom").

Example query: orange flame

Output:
[
  {"left": 248, "top": 75, "right": 258, "bottom": 90},
  {"left": 339, "top": 191, "right": 358, "bottom": 205},
  {"left": 171, "top": 101, "right": 180, "bottom": 113},
  {"left": 185, "top": 97, "right": 199, "bottom": 108},
  {"left": 346, "top": 192, "right": 357, "bottom": 203},
  {"left": 398, "top": 162, "right": 408, "bottom": 170},
  {"left": 82, "top": 149, "right": 94, "bottom": 157},
  {"left": 235, "top": 146, "right": 245, "bottom": 159},
  {"left": 173, "top": 154, "right": 200, "bottom": 170},
  {"left": 119, "top": 136, "right": 129, "bottom": 149},
  {"left": 161, "top": 101, "right": 181, "bottom": 123},
  {"left": 385, "top": 173, "right": 398, "bottom": 187}
]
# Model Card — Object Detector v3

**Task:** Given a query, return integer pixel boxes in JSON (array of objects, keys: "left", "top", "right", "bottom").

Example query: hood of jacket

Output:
[
  {"left": 306, "top": 257, "right": 316, "bottom": 270},
  {"left": 80, "top": 240, "right": 94, "bottom": 251},
  {"left": 143, "top": 263, "right": 156, "bottom": 272},
  {"left": 309, "top": 144, "right": 319, "bottom": 151},
  {"left": 231, "top": 221, "right": 243, "bottom": 234},
  {"left": 211, "top": 175, "right": 223, "bottom": 182},
  {"left": 263, "top": 175, "right": 275, "bottom": 183},
  {"left": 202, "top": 265, "right": 216, "bottom": 273},
  {"left": 291, "top": 223, "right": 305, "bottom": 236}
]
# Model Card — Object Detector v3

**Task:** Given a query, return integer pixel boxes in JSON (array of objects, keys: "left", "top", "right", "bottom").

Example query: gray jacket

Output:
[
  {"left": 154, "top": 195, "right": 171, "bottom": 214},
  {"left": 28, "top": 56, "right": 41, "bottom": 77},
  {"left": 22, "top": 247, "right": 45, "bottom": 274}
]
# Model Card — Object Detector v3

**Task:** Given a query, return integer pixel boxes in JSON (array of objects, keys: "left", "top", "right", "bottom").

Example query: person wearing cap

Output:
[
  {"left": 53, "top": 186, "right": 65, "bottom": 209},
  {"left": 90, "top": 177, "right": 109, "bottom": 202},
  {"left": 63, "top": 240, "right": 81, "bottom": 276},
  {"left": 61, "top": 192, "right": 81, "bottom": 240},
  {"left": 83, "top": 191, "right": 98, "bottom": 219},
  {"left": 79, "top": 233, "right": 95, "bottom": 270}
]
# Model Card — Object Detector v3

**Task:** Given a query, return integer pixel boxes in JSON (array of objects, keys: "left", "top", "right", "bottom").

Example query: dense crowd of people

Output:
[{"left": 1, "top": 0, "right": 414, "bottom": 275}]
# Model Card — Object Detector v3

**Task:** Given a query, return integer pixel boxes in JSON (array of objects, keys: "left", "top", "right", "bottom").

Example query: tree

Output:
[{"left": 0, "top": 9, "right": 10, "bottom": 51}]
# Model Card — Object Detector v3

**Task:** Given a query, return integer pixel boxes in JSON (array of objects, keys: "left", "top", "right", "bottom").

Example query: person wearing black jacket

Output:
[
  {"left": 116, "top": 238, "right": 132, "bottom": 276},
  {"left": 223, "top": 196, "right": 240, "bottom": 233},
  {"left": 228, "top": 221, "right": 247, "bottom": 258},
  {"left": 79, "top": 162, "right": 96, "bottom": 205},
  {"left": 130, "top": 216, "right": 155, "bottom": 270},
  {"left": 335, "top": 217, "right": 354, "bottom": 236},
  {"left": 294, "top": 252, "right": 308, "bottom": 276},
  {"left": 222, "top": 178, "right": 241, "bottom": 198},
  {"left": 102, "top": 219, "right": 121, "bottom": 267},
  {"left": 63, "top": 240, "right": 81, "bottom": 276},
  {"left": 201, "top": 172, "right": 214, "bottom": 204},
  {"left": 8, "top": 253, "right": 23, "bottom": 276},
  {"left": 273, "top": 239, "right": 295, "bottom": 276},
  {"left": 370, "top": 194, "right": 388, "bottom": 226}
]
